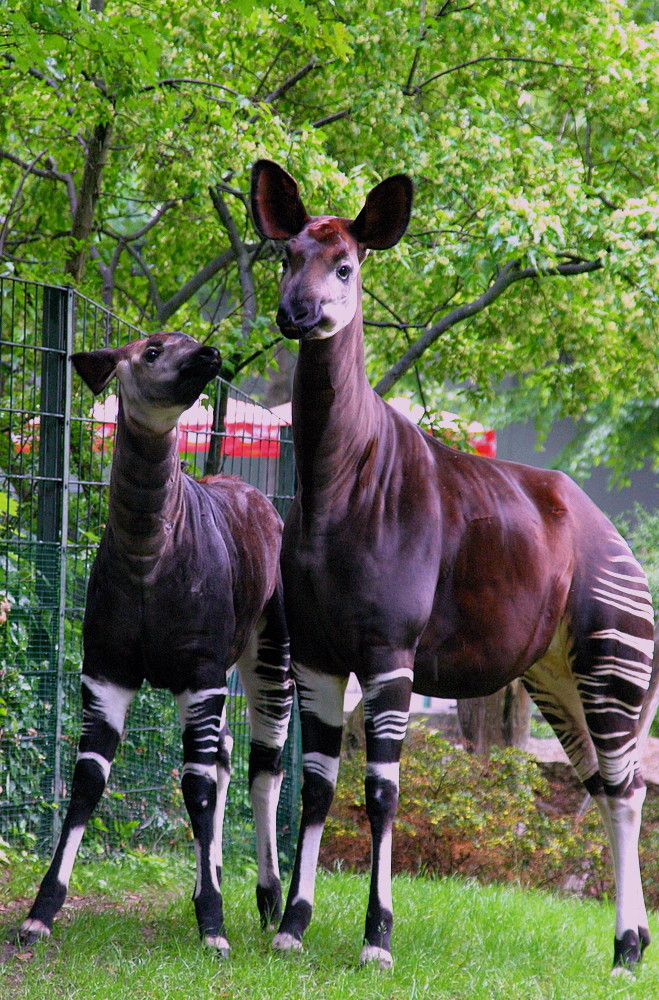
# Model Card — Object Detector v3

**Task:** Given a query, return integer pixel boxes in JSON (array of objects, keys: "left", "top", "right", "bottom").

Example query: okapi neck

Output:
[
  {"left": 293, "top": 318, "right": 377, "bottom": 489},
  {"left": 108, "top": 407, "right": 184, "bottom": 566}
]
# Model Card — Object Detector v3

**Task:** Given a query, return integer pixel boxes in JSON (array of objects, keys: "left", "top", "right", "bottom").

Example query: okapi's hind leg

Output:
[
  {"left": 20, "top": 677, "right": 137, "bottom": 944},
  {"left": 524, "top": 542, "right": 656, "bottom": 973},
  {"left": 237, "top": 585, "right": 294, "bottom": 930}
]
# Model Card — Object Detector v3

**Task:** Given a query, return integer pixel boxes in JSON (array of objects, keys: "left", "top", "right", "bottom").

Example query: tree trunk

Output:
[
  {"left": 457, "top": 680, "right": 532, "bottom": 755},
  {"left": 65, "top": 121, "right": 113, "bottom": 283}
]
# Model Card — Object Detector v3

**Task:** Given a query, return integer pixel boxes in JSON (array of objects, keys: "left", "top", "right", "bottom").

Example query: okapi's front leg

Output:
[
  {"left": 21, "top": 676, "right": 137, "bottom": 943},
  {"left": 360, "top": 659, "right": 413, "bottom": 969},
  {"left": 272, "top": 664, "right": 347, "bottom": 953},
  {"left": 176, "top": 686, "right": 231, "bottom": 955},
  {"left": 238, "top": 588, "right": 293, "bottom": 929}
]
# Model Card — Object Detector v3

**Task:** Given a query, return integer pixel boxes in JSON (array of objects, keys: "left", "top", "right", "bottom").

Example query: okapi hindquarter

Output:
[
  {"left": 250, "top": 158, "right": 658, "bottom": 973},
  {"left": 20, "top": 332, "right": 293, "bottom": 954}
]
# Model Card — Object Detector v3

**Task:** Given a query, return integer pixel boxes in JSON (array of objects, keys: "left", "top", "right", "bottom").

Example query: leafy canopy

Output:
[{"left": 0, "top": 0, "right": 657, "bottom": 477}]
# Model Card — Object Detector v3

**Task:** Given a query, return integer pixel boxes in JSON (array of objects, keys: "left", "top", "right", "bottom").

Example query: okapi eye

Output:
[
  {"left": 144, "top": 347, "right": 160, "bottom": 363},
  {"left": 336, "top": 264, "right": 352, "bottom": 281}
]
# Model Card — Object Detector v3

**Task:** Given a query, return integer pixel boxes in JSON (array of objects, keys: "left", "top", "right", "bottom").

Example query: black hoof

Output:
[
  {"left": 257, "top": 881, "right": 282, "bottom": 930},
  {"left": 613, "top": 928, "right": 647, "bottom": 971}
]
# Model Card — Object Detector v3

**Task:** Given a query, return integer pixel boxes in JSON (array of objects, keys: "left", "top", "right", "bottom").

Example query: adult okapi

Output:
[
  {"left": 20, "top": 332, "right": 293, "bottom": 955},
  {"left": 250, "top": 159, "right": 658, "bottom": 973}
]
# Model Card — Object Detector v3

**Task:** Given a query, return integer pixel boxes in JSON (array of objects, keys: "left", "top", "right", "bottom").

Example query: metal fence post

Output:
[{"left": 33, "top": 286, "right": 69, "bottom": 848}]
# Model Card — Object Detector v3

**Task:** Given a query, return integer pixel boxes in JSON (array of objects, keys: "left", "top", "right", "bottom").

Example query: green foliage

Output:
[
  {"left": 0, "top": 0, "right": 657, "bottom": 474},
  {"left": 324, "top": 728, "right": 610, "bottom": 898}
]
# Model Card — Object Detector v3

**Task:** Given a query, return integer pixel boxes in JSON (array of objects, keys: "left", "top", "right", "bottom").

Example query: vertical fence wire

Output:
[{"left": 0, "top": 276, "right": 299, "bottom": 866}]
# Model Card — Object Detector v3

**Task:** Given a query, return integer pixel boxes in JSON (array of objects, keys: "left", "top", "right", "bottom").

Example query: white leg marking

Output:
[
  {"left": 375, "top": 826, "right": 393, "bottom": 913},
  {"left": 365, "top": 761, "right": 400, "bottom": 785},
  {"left": 20, "top": 917, "right": 51, "bottom": 939},
  {"left": 272, "top": 931, "right": 303, "bottom": 953},
  {"left": 595, "top": 787, "right": 648, "bottom": 938},
  {"left": 303, "top": 751, "right": 340, "bottom": 785},
  {"left": 360, "top": 944, "right": 394, "bottom": 970},
  {"left": 250, "top": 770, "right": 283, "bottom": 886},
  {"left": 203, "top": 933, "right": 230, "bottom": 957},
  {"left": 214, "top": 748, "right": 232, "bottom": 874},
  {"left": 293, "top": 662, "right": 347, "bottom": 728},
  {"left": 76, "top": 751, "right": 111, "bottom": 782},
  {"left": 81, "top": 676, "right": 136, "bottom": 734},
  {"left": 291, "top": 823, "right": 325, "bottom": 908},
  {"left": 182, "top": 762, "right": 218, "bottom": 781},
  {"left": 176, "top": 688, "right": 228, "bottom": 730},
  {"left": 56, "top": 824, "right": 87, "bottom": 888}
]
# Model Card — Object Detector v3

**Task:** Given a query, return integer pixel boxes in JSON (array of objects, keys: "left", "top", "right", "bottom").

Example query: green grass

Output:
[{"left": 2, "top": 851, "right": 658, "bottom": 1000}]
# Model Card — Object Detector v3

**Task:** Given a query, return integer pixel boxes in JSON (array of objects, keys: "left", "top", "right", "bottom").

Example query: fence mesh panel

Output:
[{"left": 0, "top": 276, "right": 299, "bottom": 865}]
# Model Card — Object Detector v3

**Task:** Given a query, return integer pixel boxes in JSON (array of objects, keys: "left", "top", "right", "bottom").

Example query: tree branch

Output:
[
  {"left": 373, "top": 257, "right": 603, "bottom": 396},
  {"left": 0, "top": 149, "right": 47, "bottom": 258},
  {"left": 247, "top": 58, "right": 319, "bottom": 121},
  {"left": 65, "top": 120, "right": 114, "bottom": 282},
  {"left": 156, "top": 246, "right": 263, "bottom": 325},
  {"left": 0, "top": 150, "right": 77, "bottom": 212},
  {"left": 102, "top": 200, "right": 180, "bottom": 244},
  {"left": 410, "top": 55, "right": 585, "bottom": 93},
  {"left": 209, "top": 186, "right": 256, "bottom": 338}
]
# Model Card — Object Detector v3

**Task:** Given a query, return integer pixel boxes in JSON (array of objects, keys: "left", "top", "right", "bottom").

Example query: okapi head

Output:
[
  {"left": 251, "top": 159, "right": 413, "bottom": 340},
  {"left": 72, "top": 333, "right": 221, "bottom": 434}
]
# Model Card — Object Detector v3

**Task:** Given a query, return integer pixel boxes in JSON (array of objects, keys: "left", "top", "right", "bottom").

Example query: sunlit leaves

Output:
[{"left": 0, "top": 0, "right": 657, "bottom": 476}]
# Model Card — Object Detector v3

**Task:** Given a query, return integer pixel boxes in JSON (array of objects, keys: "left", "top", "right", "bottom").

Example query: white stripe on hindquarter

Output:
[
  {"left": 589, "top": 630, "right": 654, "bottom": 660},
  {"left": 591, "top": 587, "right": 654, "bottom": 624}
]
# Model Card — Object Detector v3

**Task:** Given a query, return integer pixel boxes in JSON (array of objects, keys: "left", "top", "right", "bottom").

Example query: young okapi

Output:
[
  {"left": 250, "top": 159, "right": 658, "bottom": 972},
  {"left": 20, "top": 332, "right": 293, "bottom": 955}
]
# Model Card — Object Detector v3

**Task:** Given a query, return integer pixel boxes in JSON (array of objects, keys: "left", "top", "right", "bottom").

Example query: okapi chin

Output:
[
  {"left": 251, "top": 159, "right": 658, "bottom": 973},
  {"left": 20, "top": 332, "right": 293, "bottom": 955}
]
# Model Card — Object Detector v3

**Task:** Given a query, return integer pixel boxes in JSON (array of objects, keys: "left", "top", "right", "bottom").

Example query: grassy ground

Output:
[{"left": 2, "top": 850, "right": 658, "bottom": 1000}]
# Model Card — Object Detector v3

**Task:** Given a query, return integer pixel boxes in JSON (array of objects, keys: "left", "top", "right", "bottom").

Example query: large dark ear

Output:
[
  {"left": 250, "top": 159, "right": 310, "bottom": 240},
  {"left": 71, "top": 348, "right": 121, "bottom": 395},
  {"left": 349, "top": 174, "right": 413, "bottom": 250}
]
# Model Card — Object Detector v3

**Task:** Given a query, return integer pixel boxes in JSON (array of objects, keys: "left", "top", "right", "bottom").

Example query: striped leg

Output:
[
  {"left": 238, "top": 587, "right": 293, "bottom": 929},
  {"left": 583, "top": 538, "right": 655, "bottom": 971},
  {"left": 526, "top": 536, "right": 655, "bottom": 972},
  {"left": 272, "top": 663, "right": 347, "bottom": 953},
  {"left": 176, "top": 686, "right": 231, "bottom": 954},
  {"left": 20, "top": 676, "right": 136, "bottom": 943},
  {"left": 360, "top": 660, "right": 413, "bottom": 969}
]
